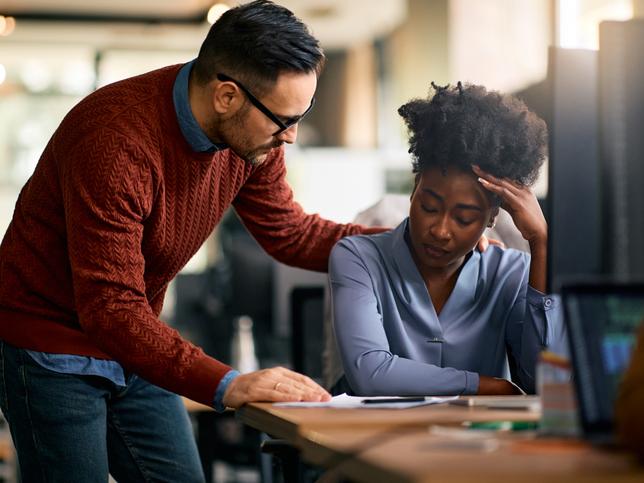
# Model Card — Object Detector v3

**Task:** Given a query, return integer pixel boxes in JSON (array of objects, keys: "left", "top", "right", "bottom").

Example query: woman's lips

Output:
[{"left": 423, "top": 243, "right": 450, "bottom": 258}]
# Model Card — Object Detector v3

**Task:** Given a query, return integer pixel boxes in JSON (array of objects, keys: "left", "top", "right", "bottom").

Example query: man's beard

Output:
[
  {"left": 240, "top": 142, "right": 283, "bottom": 167},
  {"left": 207, "top": 109, "right": 283, "bottom": 166}
]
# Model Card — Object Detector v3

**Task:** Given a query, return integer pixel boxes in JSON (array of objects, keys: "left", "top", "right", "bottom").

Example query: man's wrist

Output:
[{"left": 213, "top": 369, "right": 240, "bottom": 412}]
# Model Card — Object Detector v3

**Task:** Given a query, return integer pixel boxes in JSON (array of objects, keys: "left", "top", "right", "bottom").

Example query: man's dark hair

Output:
[
  {"left": 193, "top": 0, "right": 325, "bottom": 95},
  {"left": 398, "top": 82, "right": 547, "bottom": 186}
]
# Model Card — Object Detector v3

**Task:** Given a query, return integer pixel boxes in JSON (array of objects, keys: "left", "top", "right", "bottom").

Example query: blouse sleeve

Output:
[{"left": 503, "top": 256, "right": 567, "bottom": 393}]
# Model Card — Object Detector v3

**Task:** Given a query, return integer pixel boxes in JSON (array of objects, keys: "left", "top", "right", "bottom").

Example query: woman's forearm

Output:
[
  {"left": 344, "top": 351, "right": 479, "bottom": 396},
  {"left": 528, "top": 236, "right": 547, "bottom": 293}
]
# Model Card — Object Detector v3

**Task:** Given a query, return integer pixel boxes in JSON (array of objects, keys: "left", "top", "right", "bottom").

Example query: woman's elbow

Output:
[
  {"left": 345, "top": 375, "right": 381, "bottom": 396},
  {"left": 344, "top": 360, "right": 394, "bottom": 396}
]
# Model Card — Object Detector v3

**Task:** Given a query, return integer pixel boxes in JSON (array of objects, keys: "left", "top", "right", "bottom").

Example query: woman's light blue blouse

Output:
[{"left": 329, "top": 218, "right": 566, "bottom": 396}]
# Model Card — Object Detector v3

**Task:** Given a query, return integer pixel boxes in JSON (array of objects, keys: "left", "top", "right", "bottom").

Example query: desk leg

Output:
[
  {"left": 260, "top": 437, "right": 305, "bottom": 483},
  {"left": 195, "top": 412, "right": 217, "bottom": 483}
]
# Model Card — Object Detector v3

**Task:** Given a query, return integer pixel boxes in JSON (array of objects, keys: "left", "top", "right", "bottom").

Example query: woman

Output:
[{"left": 329, "top": 83, "right": 565, "bottom": 396}]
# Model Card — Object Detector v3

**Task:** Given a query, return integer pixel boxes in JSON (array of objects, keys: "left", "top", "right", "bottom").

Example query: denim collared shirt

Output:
[
  {"left": 173, "top": 60, "right": 229, "bottom": 153},
  {"left": 329, "top": 218, "right": 568, "bottom": 396},
  {"left": 28, "top": 60, "right": 238, "bottom": 411}
]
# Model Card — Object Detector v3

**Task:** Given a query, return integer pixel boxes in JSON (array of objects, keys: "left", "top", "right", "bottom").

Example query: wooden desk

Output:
[
  {"left": 237, "top": 399, "right": 644, "bottom": 483},
  {"left": 300, "top": 427, "right": 643, "bottom": 483},
  {"left": 238, "top": 401, "right": 539, "bottom": 441}
]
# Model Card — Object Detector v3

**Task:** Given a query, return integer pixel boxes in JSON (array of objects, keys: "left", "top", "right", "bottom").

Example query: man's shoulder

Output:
[
  {"left": 92, "top": 64, "right": 180, "bottom": 105},
  {"left": 64, "top": 65, "right": 180, "bottom": 132},
  {"left": 54, "top": 65, "right": 184, "bottom": 163}
]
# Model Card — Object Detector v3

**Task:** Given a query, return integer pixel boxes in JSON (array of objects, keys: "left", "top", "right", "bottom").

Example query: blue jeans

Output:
[{"left": 0, "top": 341, "right": 205, "bottom": 483}]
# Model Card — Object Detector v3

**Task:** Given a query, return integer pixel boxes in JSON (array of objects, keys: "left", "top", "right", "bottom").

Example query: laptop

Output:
[{"left": 561, "top": 281, "right": 644, "bottom": 445}]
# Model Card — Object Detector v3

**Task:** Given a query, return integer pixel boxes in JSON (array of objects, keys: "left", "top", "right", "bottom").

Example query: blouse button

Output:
[{"left": 544, "top": 298, "right": 552, "bottom": 308}]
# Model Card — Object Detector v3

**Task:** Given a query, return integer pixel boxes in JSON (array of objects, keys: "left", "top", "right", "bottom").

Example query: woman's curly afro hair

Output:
[{"left": 398, "top": 82, "right": 547, "bottom": 186}]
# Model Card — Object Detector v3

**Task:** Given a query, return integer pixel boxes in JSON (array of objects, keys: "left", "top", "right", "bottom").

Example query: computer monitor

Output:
[
  {"left": 598, "top": 20, "right": 644, "bottom": 280},
  {"left": 562, "top": 282, "right": 644, "bottom": 444},
  {"left": 545, "top": 47, "right": 602, "bottom": 293}
]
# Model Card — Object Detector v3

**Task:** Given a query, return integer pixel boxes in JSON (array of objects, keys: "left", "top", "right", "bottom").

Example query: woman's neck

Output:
[
  {"left": 423, "top": 259, "right": 467, "bottom": 315},
  {"left": 405, "top": 230, "right": 470, "bottom": 314},
  {"left": 421, "top": 254, "right": 466, "bottom": 284}
]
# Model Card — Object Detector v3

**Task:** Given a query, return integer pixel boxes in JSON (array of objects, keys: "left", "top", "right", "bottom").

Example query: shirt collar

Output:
[
  {"left": 393, "top": 218, "right": 480, "bottom": 308},
  {"left": 173, "top": 60, "right": 228, "bottom": 153}
]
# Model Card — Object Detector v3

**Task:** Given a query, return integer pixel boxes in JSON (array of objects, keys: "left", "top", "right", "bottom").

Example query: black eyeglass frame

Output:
[{"left": 216, "top": 73, "right": 315, "bottom": 136}]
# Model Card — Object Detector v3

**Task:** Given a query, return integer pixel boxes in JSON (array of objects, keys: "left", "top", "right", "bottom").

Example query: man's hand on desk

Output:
[
  {"left": 477, "top": 376, "right": 524, "bottom": 395},
  {"left": 222, "top": 366, "right": 331, "bottom": 409}
]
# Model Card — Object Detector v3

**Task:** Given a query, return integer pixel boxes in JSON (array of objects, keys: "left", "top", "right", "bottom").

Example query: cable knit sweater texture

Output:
[{"left": 0, "top": 64, "right": 374, "bottom": 405}]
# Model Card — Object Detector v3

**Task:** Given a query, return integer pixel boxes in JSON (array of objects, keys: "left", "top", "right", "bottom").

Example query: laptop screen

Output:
[{"left": 562, "top": 283, "right": 644, "bottom": 439}]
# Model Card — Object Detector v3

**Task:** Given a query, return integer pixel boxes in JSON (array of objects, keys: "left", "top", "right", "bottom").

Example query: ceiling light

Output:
[
  {"left": 1, "top": 16, "right": 16, "bottom": 36},
  {"left": 207, "top": 3, "right": 230, "bottom": 25}
]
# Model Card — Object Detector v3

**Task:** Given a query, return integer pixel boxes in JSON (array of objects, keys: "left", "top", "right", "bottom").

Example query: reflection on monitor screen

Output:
[{"left": 565, "top": 287, "right": 644, "bottom": 434}]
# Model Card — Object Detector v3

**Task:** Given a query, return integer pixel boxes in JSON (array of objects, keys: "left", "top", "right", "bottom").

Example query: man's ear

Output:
[
  {"left": 487, "top": 206, "right": 500, "bottom": 228},
  {"left": 212, "top": 80, "right": 242, "bottom": 115}
]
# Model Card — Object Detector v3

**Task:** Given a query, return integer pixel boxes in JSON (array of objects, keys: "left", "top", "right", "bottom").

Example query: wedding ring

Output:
[{"left": 274, "top": 382, "right": 282, "bottom": 391}]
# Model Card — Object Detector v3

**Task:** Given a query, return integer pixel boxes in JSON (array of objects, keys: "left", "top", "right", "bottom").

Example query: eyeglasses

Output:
[{"left": 217, "top": 73, "right": 315, "bottom": 136}]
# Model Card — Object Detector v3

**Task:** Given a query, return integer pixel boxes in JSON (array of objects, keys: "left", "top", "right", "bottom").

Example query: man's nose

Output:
[{"left": 276, "top": 123, "right": 298, "bottom": 144}]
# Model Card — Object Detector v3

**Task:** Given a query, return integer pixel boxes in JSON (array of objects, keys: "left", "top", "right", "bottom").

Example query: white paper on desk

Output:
[{"left": 274, "top": 393, "right": 458, "bottom": 409}]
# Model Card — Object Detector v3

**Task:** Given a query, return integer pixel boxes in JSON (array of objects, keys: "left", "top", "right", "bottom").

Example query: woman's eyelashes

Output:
[
  {"left": 456, "top": 218, "right": 475, "bottom": 226},
  {"left": 420, "top": 204, "right": 437, "bottom": 214},
  {"left": 421, "top": 205, "right": 476, "bottom": 226}
]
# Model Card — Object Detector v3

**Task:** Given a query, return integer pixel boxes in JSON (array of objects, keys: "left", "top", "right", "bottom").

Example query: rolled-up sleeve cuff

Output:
[
  {"left": 526, "top": 287, "right": 565, "bottom": 351},
  {"left": 526, "top": 285, "right": 559, "bottom": 311},
  {"left": 464, "top": 370, "right": 480, "bottom": 395},
  {"left": 213, "top": 369, "right": 241, "bottom": 412}
]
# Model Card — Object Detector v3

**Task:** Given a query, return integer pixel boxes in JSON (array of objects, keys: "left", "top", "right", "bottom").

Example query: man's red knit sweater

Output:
[{"left": 0, "top": 64, "right": 374, "bottom": 406}]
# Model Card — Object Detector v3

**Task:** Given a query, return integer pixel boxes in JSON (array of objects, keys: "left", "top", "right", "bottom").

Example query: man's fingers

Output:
[
  {"left": 274, "top": 367, "right": 331, "bottom": 397},
  {"left": 476, "top": 235, "right": 489, "bottom": 252},
  {"left": 285, "top": 370, "right": 326, "bottom": 390},
  {"left": 477, "top": 236, "right": 506, "bottom": 252},
  {"left": 223, "top": 367, "right": 331, "bottom": 408},
  {"left": 270, "top": 382, "right": 328, "bottom": 402},
  {"left": 486, "top": 238, "right": 505, "bottom": 249}
]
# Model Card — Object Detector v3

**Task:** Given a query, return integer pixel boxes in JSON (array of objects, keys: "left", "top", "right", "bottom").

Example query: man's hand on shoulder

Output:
[
  {"left": 222, "top": 366, "right": 331, "bottom": 409},
  {"left": 476, "top": 234, "right": 505, "bottom": 253}
]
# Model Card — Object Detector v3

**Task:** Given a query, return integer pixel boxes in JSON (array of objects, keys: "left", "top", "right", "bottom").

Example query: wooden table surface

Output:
[
  {"left": 236, "top": 398, "right": 644, "bottom": 483},
  {"left": 238, "top": 400, "right": 540, "bottom": 441},
  {"left": 299, "top": 426, "right": 644, "bottom": 483}
]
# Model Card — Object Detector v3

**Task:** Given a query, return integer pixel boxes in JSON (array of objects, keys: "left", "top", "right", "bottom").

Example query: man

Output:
[
  {"left": 0, "top": 1, "right": 382, "bottom": 481},
  {"left": 0, "top": 1, "right": 499, "bottom": 480}
]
